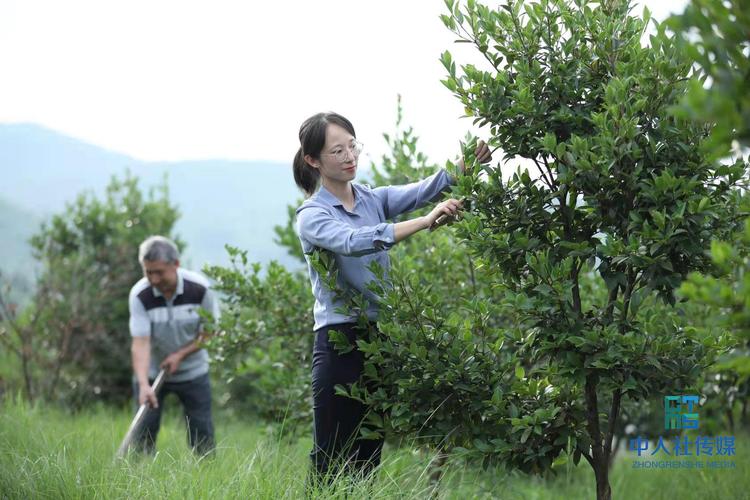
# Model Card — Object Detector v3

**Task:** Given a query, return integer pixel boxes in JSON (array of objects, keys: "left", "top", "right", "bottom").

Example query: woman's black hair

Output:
[{"left": 293, "top": 112, "right": 356, "bottom": 197}]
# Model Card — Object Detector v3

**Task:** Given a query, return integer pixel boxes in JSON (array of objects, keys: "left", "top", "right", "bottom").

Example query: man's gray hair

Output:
[{"left": 138, "top": 235, "right": 180, "bottom": 264}]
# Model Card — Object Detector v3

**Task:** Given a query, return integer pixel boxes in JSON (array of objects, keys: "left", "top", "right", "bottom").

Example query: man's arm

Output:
[
  {"left": 159, "top": 332, "right": 208, "bottom": 375},
  {"left": 160, "top": 286, "right": 219, "bottom": 375},
  {"left": 132, "top": 336, "right": 158, "bottom": 408},
  {"left": 129, "top": 288, "right": 157, "bottom": 407}
]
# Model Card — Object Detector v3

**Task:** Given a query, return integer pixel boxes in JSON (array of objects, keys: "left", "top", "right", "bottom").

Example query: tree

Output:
[
  {"left": 0, "top": 173, "right": 181, "bottom": 406},
  {"left": 442, "top": 1, "right": 745, "bottom": 497},
  {"left": 327, "top": 2, "right": 746, "bottom": 499}
]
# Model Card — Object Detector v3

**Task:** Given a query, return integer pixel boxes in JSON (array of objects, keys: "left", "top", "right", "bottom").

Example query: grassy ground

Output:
[{"left": 0, "top": 396, "right": 747, "bottom": 499}]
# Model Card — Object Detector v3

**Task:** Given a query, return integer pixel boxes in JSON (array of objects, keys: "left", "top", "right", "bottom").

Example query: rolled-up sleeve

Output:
[
  {"left": 297, "top": 206, "right": 395, "bottom": 257},
  {"left": 129, "top": 290, "right": 150, "bottom": 338},
  {"left": 372, "top": 169, "right": 454, "bottom": 219}
]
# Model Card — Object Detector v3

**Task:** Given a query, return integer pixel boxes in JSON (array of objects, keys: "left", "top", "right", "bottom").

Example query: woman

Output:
[{"left": 293, "top": 111, "right": 491, "bottom": 481}]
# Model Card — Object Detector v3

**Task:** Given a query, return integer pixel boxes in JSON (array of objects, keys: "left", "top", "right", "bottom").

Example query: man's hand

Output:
[
  {"left": 458, "top": 140, "right": 493, "bottom": 174},
  {"left": 139, "top": 383, "right": 158, "bottom": 408},
  {"left": 160, "top": 352, "right": 184, "bottom": 375}
]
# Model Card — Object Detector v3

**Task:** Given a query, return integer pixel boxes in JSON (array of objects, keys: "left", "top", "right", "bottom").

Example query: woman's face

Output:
[{"left": 307, "top": 123, "right": 358, "bottom": 184}]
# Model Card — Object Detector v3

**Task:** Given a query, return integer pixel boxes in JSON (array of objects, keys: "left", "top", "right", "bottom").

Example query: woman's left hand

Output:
[{"left": 458, "top": 140, "right": 493, "bottom": 174}]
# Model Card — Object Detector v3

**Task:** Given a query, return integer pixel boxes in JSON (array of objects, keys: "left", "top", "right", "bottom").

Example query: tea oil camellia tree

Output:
[
  {"left": 355, "top": 103, "right": 523, "bottom": 460},
  {"left": 440, "top": 0, "right": 745, "bottom": 498},
  {"left": 335, "top": 1, "right": 748, "bottom": 499}
]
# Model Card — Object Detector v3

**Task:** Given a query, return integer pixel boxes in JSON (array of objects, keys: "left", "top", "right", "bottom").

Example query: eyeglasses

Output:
[{"left": 322, "top": 141, "right": 364, "bottom": 163}]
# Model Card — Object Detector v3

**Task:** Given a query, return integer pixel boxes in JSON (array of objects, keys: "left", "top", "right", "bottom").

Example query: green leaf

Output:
[
  {"left": 328, "top": 330, "right": 353, "bottom": 354},
  {"left": 552, "top": 453, "right": 569, "bottom": 469},
  {"left": 521, "top": 427, "right": 532, "bottom": 444}
]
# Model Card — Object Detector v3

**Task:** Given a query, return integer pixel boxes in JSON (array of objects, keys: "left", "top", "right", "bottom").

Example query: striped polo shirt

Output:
[{"left": 128, "top": 268, "right": 220, "bottom": 382}]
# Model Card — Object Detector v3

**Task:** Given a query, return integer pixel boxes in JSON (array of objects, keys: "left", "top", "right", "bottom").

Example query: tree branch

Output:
[
  {"left": 533, "top": 158, "right": 554, "bottom": 189},
  {"left": 619, "top": 270, "right": 637, "bottom": 333},
  {"left": 584, "top": 374, "right": 603, "bottom": 465},
  {"left": 582, "top": 448, "right": 595, "bottom": 468},
  {"left": 603, "top": 281, "right": 620, "bottom": 325},
  {"left": 467, "top": 255, "right": 478, "bottom": 297},
  {"left": 0, "top": 325, "right": 22, "bottom": 357},
  {"left": 542, "top": 156, "right": 558, "bottom": 189},
  {"left": 605, "top": 389, "right": 622, "bottom": 458}
]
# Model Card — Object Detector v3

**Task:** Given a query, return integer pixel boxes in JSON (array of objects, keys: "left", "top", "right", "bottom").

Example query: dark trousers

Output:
[
  {"left": 132, "top": 372, "right": 215, "bottom": 455},
  {"left": 310, "top": 322, "right": 384, "bottom": 481}
]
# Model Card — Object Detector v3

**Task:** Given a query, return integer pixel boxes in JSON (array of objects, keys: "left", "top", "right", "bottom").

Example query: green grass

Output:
[{"left": 0, "top": 396, "right": 747, "bottom": 499}]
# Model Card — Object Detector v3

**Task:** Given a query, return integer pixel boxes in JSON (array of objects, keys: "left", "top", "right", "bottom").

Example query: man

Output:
[{"left": 128, "top": 235, "right": 219, "bottom": 455}]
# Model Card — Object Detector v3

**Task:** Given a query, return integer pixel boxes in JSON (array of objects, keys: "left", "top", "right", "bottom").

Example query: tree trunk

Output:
[
  {"left": 20, "top": 329, "right": 35, "bottom": 402},
  {"left": 594, "top": 463, "right": 612, "bottom": 500},
  {"left": 47, "top": 321, "right": 74, "bottom": 401},
  {"left": 428, "top": 449, "right": 448, "bottom": 498},
  {"left": 584, "top": 375, "right": 614, "bottom": 500}
]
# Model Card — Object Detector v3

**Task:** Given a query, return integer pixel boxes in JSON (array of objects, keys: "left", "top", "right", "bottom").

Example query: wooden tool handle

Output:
[{"left": 115, "top": 369, "right": 166, "bottom": 458}]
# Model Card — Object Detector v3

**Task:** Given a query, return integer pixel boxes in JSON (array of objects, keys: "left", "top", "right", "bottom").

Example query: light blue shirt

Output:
[{"left": 296, "top": 169, "right": 454, "bottom": 330}]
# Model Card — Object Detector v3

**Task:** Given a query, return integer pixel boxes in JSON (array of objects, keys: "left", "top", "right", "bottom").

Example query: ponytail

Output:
[{"left": 293, "top": 147, "right": 320, "bottom": 197}]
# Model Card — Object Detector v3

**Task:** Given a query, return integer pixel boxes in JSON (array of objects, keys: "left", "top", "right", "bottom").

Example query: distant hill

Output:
[
  {"left": 0, "top": 196, "right": 38, "bottom": 270},
  {"left": 0, "top": 196, "right": 39, "bottom": 304},
  {"left": 0, "top": 123, "right": 305, "bottom": 275}
]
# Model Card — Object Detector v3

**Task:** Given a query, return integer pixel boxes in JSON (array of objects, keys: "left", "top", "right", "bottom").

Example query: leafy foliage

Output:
[
  {"left": 324, "top": 2, "right": 748, "bottom": 499},
  {"left": 667, "top": 0, "right": 750, "bottom": 157},
  {"left": 0, "top": 173, "right": 181, "bottom": 406},
  {"left": 679, "top": 202, "right": 750, "bottom": 434},
  {"left": 203, "top": 249, "right": 314, "bottom": 428},
  {"left": 669, "top": 0, "right": 750, "bottom": 436}
]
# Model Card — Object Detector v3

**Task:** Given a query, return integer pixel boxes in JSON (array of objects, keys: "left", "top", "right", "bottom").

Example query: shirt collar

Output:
[
  {"left": 152, "top": 267, "right": 184, "bottom": 298},
  {"left": 317, "top": 184, "right": 362, "bottom": 212},
  {"left": 316, "top": 184, "right": 343, "bottom": 207}
]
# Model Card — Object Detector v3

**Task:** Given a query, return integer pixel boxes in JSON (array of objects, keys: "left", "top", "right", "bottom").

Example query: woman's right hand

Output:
[{"left": 424, "top": 198, "right": 463, "bottom": 230}]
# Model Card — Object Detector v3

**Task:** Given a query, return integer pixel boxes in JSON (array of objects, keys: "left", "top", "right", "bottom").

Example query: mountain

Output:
[
  {"left": 0, "top": 196, "right": 38, "bottom": 270},
  {"left": 0, "top": 196, "right": 39, "bottom": 304},
  {"left": 0, "top": 123, "right": 305, "bottom": 275}
]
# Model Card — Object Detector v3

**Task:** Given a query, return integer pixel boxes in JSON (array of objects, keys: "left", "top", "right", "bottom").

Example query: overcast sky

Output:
[{"left": 0, "top": 0, "right": 689, "bottom": 166}]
